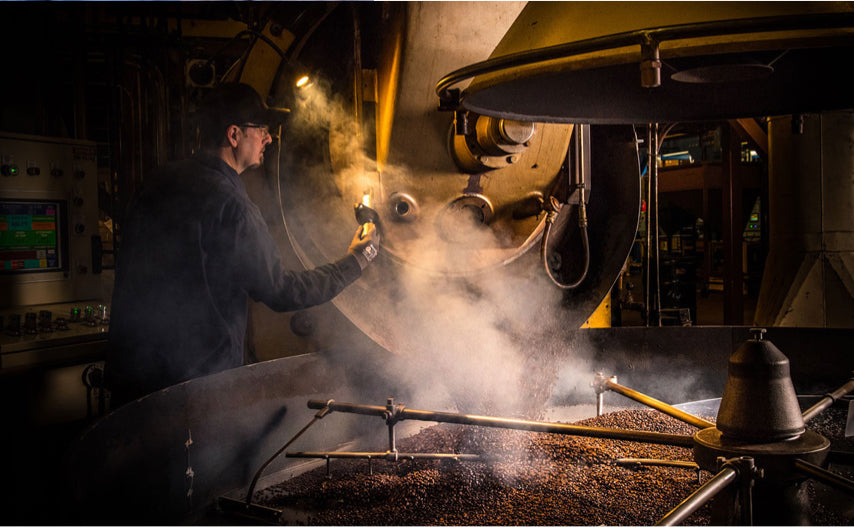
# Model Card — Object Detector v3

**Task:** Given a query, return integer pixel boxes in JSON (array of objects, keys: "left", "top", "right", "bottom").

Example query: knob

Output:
[
  {"left": 27, "top": 166, "right": 40, "bottom": 176},
  {"left": 6, "top": 314, "right": 21, "bottom": 336},
  {"left": 749, "top": 327, "right": 767, "bottom": 341},
  {"left": 1, "top": 164, "right": 19, "bottom": 177},
  {"left": 50, "top": 167, "right": 64, "bottom": 178},
  {"left": 69, "top": 307, "right": 82, "bottom": 323}
]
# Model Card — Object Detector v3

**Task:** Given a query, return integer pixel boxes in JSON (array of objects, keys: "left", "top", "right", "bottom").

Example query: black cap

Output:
[{"left": 198, "top": 83, "right": 290, "bottom": 130}]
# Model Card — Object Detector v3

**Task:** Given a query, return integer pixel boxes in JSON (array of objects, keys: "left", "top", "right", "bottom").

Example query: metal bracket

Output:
[
  {"left": 591, "top": 372, "right": 617, "bottom": 416},
  {"left": 639, "top": 35, "right": 661, "bottom": 88},
  {"left": 438, "top": 88, "right": 461, "bottom": 111},
  {"left": 716, "top": 456, "right": 765, "bottom": 525}
]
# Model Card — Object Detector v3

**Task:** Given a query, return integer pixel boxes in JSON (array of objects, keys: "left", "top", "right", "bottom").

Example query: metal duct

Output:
[
  {"left": 755, "top": 111, "right": 854, "bottom": 327},
  {"left": 438, "top": 2, "right": 854, "bottom": 123}
]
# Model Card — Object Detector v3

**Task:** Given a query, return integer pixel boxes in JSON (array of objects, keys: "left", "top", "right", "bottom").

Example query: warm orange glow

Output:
[
  {"left": 375, "top": 14, "right": 404, "bottom": 172},
  {"left": 295, "top": 75, "right": 311, "bottom": 88}
]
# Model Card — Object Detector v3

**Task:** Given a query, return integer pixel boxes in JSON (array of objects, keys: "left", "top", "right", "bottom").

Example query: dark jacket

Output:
[{"left": 105, "top": 154, "right": 361, "bottom": 404}]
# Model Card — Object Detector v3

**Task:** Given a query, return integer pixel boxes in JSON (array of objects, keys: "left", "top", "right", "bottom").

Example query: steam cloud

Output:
[{"left": 278, "top": 77, "right": 615, "bottom": 423}]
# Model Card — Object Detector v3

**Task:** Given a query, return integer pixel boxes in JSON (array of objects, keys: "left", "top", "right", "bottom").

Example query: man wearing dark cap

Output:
[{"left": 105, "top": 83, "right": 379, "bottom": 407}]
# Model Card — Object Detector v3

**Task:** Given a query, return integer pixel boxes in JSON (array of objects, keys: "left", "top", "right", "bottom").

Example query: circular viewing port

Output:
[{"left": 388, "top": 192, "right": 420, "bottom": 222}]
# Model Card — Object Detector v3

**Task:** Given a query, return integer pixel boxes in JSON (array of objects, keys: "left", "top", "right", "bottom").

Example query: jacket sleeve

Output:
[{"left": 218, "top": 196, "right": 362, "bottom": 312}]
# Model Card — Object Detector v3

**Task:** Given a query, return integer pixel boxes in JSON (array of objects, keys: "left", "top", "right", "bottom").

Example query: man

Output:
[{"left": 105, "top": 83, "right": 379, "bottom": 406}]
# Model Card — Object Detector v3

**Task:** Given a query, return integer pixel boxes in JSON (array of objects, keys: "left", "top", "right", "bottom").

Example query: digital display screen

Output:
[{"left": 0, "top": 200, "right": 66, "bottom": 273}]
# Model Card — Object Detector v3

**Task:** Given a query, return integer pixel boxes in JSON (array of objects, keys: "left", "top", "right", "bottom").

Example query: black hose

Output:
[{"left": 541, "top": 194, "right": 590, "bottom": 290}]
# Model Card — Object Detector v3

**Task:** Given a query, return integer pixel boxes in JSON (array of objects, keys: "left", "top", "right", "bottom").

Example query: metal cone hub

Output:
[{"left": 716, "top": 328, "right": 805, "bottom": 442}]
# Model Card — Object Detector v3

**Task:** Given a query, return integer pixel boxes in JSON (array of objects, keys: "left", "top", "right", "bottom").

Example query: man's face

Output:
[{"left": 235, "top": 123, "right": 272, "bottom": 172}]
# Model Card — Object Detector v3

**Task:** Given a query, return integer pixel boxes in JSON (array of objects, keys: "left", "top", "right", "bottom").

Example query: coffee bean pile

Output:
[
  {"left": 255, "top": 409, "right": 711, "bottom": 525},
  {"left": 804, "top": 405, "right": 854, "bottom": 526},
  {"left": 253, "top": 405, "right": 853, "bottom": 525}
]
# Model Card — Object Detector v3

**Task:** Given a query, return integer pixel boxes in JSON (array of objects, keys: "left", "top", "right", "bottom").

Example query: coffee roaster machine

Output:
[
  {"left": 63, "top": 2, "right": 854, "bottom": 525},
  {"left": 66, "top": 326, "right": 854, "bottom": 524}
]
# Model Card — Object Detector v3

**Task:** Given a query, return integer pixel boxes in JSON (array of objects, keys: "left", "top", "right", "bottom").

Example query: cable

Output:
[
  {"left": 542, "top": 194, "right": 590, "bottom": 290},
  {"left": 202, "top": 28, "right": 290, "bottom": 87},
  {"left": 244, "top": 403, "right": 332, "bottom": 506},
  {"left": 541, "top": 125, "right": 591, "bottom": 290}
]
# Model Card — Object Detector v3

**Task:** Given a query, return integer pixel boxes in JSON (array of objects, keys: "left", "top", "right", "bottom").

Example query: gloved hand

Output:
[{"left": 348, "top": 222, "right": 380, "bottom": 270}]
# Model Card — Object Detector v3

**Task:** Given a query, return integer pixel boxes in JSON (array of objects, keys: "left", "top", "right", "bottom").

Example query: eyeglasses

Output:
[{"left": 239, "top": 123, "right": 272, "bottom": 139}]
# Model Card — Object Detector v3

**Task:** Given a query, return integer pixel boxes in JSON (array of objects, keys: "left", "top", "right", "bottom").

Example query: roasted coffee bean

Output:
[{"left": 255, "top": 408, "right": 850, "bottom": 525}]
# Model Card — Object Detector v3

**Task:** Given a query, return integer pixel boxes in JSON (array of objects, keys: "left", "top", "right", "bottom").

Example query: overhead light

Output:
[{"left": 295, "top": 75, "right": 312, "bottom": 89}]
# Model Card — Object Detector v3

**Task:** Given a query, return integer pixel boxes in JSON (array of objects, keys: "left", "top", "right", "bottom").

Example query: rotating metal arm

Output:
[
  {"left": 793, "top": 458, "right": 854, "bottom": 496},
  {"left": 592, "top": 373, "right": 715, "bottom": 429},
  {"left": 656, "top": 466, "right": 738, "bottom": 526},
  {"left": 656, "top": 457, "right": 761, "bottom": 526},
  {"left": 802, "top": 374, "right": 854, "bottom": 422},
  {"left": 307, "top": 398, "right": 694, "bottom": 447}
]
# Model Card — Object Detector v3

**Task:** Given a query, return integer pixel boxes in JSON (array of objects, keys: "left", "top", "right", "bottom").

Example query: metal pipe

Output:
[
  {"left": 286, "top": 451, "right": 482, "bottom": 462},
  {"left": 655, "top": 466, "right": 739, "bottom": 526},
  {"left": 307, "top": 399, "right": 694, "bottom": 447},
  {"left": 793, "top": 458, "right": 854, "bottom": 496},
  {"left": 605, "top": 379, "right": 715, "bottom": 429},
  {"left": 643, "top": 125, "right": 656, "bottom": 326},
  {"left": 802, "top": 376, "right": 854, "bottom": 422},
  {"left": 591, "top": 372, "right": 616, "bottom": 416},
  {"left": 386, "top": 398, "right": 398, "bottom": 453},
  {"left": 827, "top": 449, "right": 854, "bottom": 466},
  {"left": 649, "top": 123, "right": 662, "bottom": 327},
  {"left": 616, "top": 458, "right": 699, "bottom": 470}
]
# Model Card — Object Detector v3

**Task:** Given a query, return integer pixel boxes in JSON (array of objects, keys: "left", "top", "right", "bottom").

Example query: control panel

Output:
[
  {"left": 0, "top": 131, "right": 102, "bottom": 308},
  {"left": 0, "top": 301, "right": 109, "bottom": 372}
]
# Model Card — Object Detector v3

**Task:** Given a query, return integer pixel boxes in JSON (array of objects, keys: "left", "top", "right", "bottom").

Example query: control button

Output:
[
  {"left": 84, "top": 306, "right": 97, "bottom": 327},
  {"left": 1, "top": 164, "right": 19, "bottom": 177},
  {"left": 51, "top": 168, "right": 64, "bottom": 178},
  {"left": 69, "top": 307, "right": 82, "bottom": 323},
  {"left": 75, "top": 224, "right": 86, "bottom": 234},
  {"left": 6, "top": 314, "right": 21, "bottom": 337},
  {"left": 27, "top": 166, "right": 41, "bottom": 176},
  {"left": 24, "top": 312, "right": 38, "bottom": 335},
  {"left": 73, "top": 196, "right": 84, "bottom": 207},
  {"left": 38, "top": 310, "right": 53, "bottom": 333},
  {"left": 74, "top": 170, "right": 86, "bottom": 179},
  {"left": 54, "top": 317, "right": 70, "bottom": 331}
]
